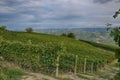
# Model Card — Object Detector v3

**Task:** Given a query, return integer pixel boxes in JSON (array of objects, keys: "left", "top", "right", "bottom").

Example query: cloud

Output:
[
  {"left": 116, "top": 0, "right": 120, "bottom": 2},
  {"left": 93, "top": 0, "right": 120, "bottom": 4},
  {"left": 0, "top": 0, "right": 120, "bottom": 30},
  {"left": 93, "top": 0, "right": 113, "bottom": 4}
]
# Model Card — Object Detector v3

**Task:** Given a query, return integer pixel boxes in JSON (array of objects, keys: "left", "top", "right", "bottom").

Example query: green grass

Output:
[
  {"left": 0, "top": 30, "right": 114, "bottom": 59},
  {"left": 94, "top": 71, "right": 110, "bottom": 79},
  {"left": 77, "top": 74, "right": 89, "bottom": 79},
  {"left": 57, "top": 77, "right": 73, "bottom": 80},
  {"left": 0, "top": 68, "right": 25, "bottom": 80},
  {"left": 79, "top": 39, "right": 119, "bottom": 52},
  {"left": 111, "top": 72, "right": 120, "bottom": 80}
]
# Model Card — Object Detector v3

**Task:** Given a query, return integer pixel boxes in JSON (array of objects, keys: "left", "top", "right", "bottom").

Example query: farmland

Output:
[{"left": 0, "top": 30, "right": 118, "bottom": 79}]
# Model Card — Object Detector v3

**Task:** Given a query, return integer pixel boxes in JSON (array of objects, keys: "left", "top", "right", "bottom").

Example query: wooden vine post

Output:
[
  {"left": 91, "top": 63, "right": 93, "bottom": 73},
  {"left": 83, "top": 58, "right": 87, "bottom": 73},
  {"left": 100, "top": 62, "right": 103, "bottom": 71},
  {"left": 119, "top": 62, "right": 120, "bottom": 71},
  {"left": 118, "top": 57, "right": 120, "bottom": 71},
  {"left": 96, "top": 62, "right": 98, "bottom": 71},
  {"left": 96, "top": 61, "right": 99, "bottom": 71},
  {"left": 56, "top": 55, "right": 60, "bottom": 77},
  {"left": 103, "top": 59, "right": 107, "bottom": 69},
  {"left": 38, "top": 53, "right": 40, "bottom": 66},
  {"left": 103, "top": 60, "right": 105, "bottom": 69},
  {"left": 74, "top": 55, "right": 78, "bottom": 75}
]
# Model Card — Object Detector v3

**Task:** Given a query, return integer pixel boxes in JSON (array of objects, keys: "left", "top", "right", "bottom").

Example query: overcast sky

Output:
[{"left": 0, "top": 0, "right": 120, "bottom": 30}]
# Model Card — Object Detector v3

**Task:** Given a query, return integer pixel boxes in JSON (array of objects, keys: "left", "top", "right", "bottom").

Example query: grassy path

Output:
[{"left": 76, "top": 59, "right": 119, "bottom": 80}]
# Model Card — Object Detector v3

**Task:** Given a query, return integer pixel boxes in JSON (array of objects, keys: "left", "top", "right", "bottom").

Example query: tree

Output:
[
  {"left": 61, "top": 33, "right": 67, "bottom": 37},
  {"left": 67, "top": 32, "right": 76, "bottom": 39},
  {"left": 107, "top": 9, "right": 120, "bottom": 47},
  {"left": 25, "top": 27, "right": 33, "bottom": 33},
  {"left": 113, "top": 9, "right": 120, "bottom": 18},
  {"left": 0, "top": 26, "right": 7, "bottom": 31},
  {"left": 107, "top": 9, "right": 120, "bottom": 58}
]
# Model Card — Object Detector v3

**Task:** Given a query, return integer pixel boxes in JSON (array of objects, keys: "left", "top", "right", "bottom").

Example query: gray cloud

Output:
[
  {"left": 116, "top": 0, "right": 120, "bottom": 2},
  {"left": 0, "top": 0, "right": 120, "bottom": 30},
  {"left": 93, "top": 0, "right": 113, "bottom": 4},
  {"left": 93, "top": 0, "right": 120, "bottom": 3}
]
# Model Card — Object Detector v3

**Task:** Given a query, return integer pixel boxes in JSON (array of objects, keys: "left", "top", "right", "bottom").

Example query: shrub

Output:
[
  {"left": 25, "top": 27, "right": 33, "bottom": 33},
  {"left": 67, "top": 33, "right": 75, "bottom": 39},
  {"left": 0, "top": 26, "right": 7, "bottom": 31},
  {"left": 61, "top": 33, "right": 67, "bottom": 37}
]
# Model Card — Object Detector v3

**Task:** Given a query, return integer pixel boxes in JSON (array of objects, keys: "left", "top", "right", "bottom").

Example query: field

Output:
[{"left": 0, "top": 30, "right": 117, "bottom": 78}]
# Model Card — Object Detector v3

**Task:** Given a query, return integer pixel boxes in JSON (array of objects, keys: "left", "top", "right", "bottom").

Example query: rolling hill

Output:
[
  {"left": 0, "top": 30, "right": 118, "bottom": 80},
  {"left": 35, "top": 28, "right": 115, "bottom": 45}
]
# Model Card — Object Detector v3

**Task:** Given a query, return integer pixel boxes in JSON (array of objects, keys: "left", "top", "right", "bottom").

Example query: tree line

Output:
[
  {"left": 0, "top": 26, "right": 76, "bottom": 39},
  {"left": 61, "top": 32, "right": 76, "bottom": 39},
  {"left": 0, "top": 26, "right": 33, "bottom": 33}
]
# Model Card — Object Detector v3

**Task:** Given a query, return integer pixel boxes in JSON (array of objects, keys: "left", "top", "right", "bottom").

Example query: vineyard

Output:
[
  {"left": 79, "top": 39, "right": 119, "bottom": 52},
  {"left": 0, "top": 30, "right": 116, "bottom": 76}
]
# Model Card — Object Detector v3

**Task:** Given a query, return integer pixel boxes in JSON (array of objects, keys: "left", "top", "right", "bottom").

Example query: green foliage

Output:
[
  {"left": 61, "top": 33, "right": 76, "bottom": 39},
  {"left": 110, "top": 28, "right": 120, "bottom": 47},
  {"left": 61, "top": 33, "right": 67, "bottom": 37},
  {"left": 0, "top": 30, "right": 115, "bottom": 73},
  {"left": 115, "top": 49, "right": 120, "bottom": 58},
  {"left": 111, "top": 72, "right": 120, "bottom": 80},
  {"left": 113, "top": 9, "right": 120, "bottom": 18},
  {"left": 0, "top": 40, "right": 65, "bottom": 72},
  {"left": 25, "top": 27, "right": 33, "bottom": 33},
  {"left": 107, "top": 9, "right": 120, "bottom": 58},
  {"left": 0, "top": 68, "right": 25, "bottom": 80},
  {"left": 36, "top": 28, "right": 115, "bottom": 45},
  {"left": 67, "top": 32, "right": 75, "bottom": 39},
  {"left": 107, "top": 9, "right": 120, "bottom": 47},
  {"left": 79, "top": 39, "right": 119, "bottom": 52},
  {"left": 0, "top": 26, "right": 7, "bottom": 31}
]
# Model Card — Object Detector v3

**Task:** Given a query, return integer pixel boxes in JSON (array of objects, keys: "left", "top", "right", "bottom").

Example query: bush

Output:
[
  {"left": 67, "top": 33, "right": 75, "bottom": 39},
  {"left": 0, "top": 26, "right": 7, "bottom": 31},
  {"left": 115, "top": 49, "right": 120, "bottom": 59},
  {"left": 0, "top": 68, "right": 25, "bottom": 80},
  {"left": 61, "top": 33, "right": 67, "bottom": 37},
  {"left": 25, "top": 27, "right": 33, "bottom": 33}
]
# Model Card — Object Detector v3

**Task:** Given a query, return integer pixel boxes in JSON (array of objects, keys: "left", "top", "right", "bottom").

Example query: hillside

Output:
[
  {"left": 0, "top": 30, "right": 117, "bottom": 80},
  {"left": 35, "top": 28, "right": 115, "bottom": 45},
  {"left": 0, "top": 30, "right": 114, "bottom": 60}
]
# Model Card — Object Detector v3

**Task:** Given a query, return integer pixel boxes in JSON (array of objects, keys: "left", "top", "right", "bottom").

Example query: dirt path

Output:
[
  {"left": 21, "top": 60, "right": 119, "bottom": 80},
  {"left": 0, "top": 59, "right": 57, "bottom": 80},
  {"left": 58, "top": 59, "right": 119, "bottom": 80},
  {"left": 22, "top": 72, "right": 57, "bottom": 80},
  {"left": 76, "top": 59, "right": 119, "bottom": 80},
  {"left": 1, "top": 56, "right": 119, "bottom": 80}
]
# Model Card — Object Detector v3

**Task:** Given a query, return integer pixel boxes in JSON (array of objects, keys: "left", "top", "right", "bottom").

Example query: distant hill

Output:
[
  {"left": 35, "top": 28, "right": 115, "bottom": 45},
  {"left": 79, "top": 28, "right": 106, "bottom": 32}
]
